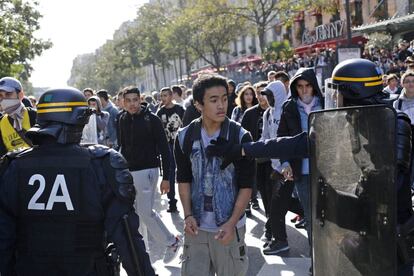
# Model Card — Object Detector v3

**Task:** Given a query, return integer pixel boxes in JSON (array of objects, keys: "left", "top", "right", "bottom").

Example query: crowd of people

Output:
[{"left": 1, "top": 47, "right": 414, "bottom": 275}]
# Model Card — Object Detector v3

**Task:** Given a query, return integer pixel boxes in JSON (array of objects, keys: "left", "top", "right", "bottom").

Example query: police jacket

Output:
[
  {"left": 0, "top": 141, "right": 155, "bottom": 276},
  {"left": 0, "top": 107, "right": 36, "bottom": 157}
]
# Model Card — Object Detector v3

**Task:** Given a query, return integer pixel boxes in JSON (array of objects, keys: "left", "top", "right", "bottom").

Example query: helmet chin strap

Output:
[{"left": 27, "top": 123, "right": 85, "bottom": 145}]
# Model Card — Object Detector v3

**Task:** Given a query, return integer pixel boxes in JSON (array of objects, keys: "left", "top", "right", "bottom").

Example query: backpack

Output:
[{"left": 181, "top": 119, "right": 242, "bottom": 157}]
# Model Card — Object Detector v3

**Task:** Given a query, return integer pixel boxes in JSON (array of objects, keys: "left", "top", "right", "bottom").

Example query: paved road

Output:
[{"left": 121, "top": 184, "right": 311, "bottom": 276}]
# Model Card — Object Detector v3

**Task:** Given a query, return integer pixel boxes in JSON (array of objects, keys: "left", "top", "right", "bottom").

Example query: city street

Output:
[{"left": 122, "top": 184, "right": 311, "bottom": 276}]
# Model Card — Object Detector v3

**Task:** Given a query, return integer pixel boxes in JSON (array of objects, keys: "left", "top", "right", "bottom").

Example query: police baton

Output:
[{"left": 122, "top": 214, "right": 144, "bottom": 276}]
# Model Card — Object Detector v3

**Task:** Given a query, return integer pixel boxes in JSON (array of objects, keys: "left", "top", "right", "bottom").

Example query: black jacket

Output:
[
  {"left": 241, "top": 104, "right": 267, "bottom": 142},
  {"left": 118, "top": 105, "right": 170, "bottom": 178},
  {"left": 182, "top": 100, "right": 200, "bottom": 127},
  {"left": 277, "top": 68, "right": 323, "bottom": 179}
]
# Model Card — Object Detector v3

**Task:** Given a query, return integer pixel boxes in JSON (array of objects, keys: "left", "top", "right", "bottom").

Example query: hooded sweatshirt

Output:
[
  {"left": 277, "top": 68, "right": 323, "bottom": 178},
  {"left": 261, "top": 81, "right": 288, "bottom": 171},
  {"left": 394, "top": 88, "right": 414, "bottom": 123},
  {"left": 88, "top": 96, "right": 110, "bottom": 144}
]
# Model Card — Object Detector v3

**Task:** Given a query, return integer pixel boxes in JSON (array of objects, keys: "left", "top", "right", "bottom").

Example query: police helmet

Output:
[
  {"left": 325, "top": 58, "right": 387, "bottom": 108},
  {"left": 27, "top": 88, "right": 91, "bottom": 144},
  {"left": 36, "top": 87, "right": 90, "bottom": 126}
]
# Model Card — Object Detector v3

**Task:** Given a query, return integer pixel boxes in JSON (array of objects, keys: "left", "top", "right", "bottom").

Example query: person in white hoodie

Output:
[{"left": 259, "top": 81, "right": 299, "bottom": 254}]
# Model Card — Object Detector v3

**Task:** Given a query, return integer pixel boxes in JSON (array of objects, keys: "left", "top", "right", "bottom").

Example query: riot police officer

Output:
[
  {"left": 208, "top": 59, "right": 414, "bottom": 276},
  {"left": 0, "top": 87, "right": 155, "bottom": 276}
]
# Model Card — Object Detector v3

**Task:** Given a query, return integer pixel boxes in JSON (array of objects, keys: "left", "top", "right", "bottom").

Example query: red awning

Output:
[
  {"left": 228, "top": 55, "right": 262, "bottom": 68},
  {"left": 295, "top": 35, "right": 368, "bottom": 54}
]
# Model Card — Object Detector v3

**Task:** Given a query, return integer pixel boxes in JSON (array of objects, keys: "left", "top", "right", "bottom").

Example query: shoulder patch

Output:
[
  {"left": 397, "top": 111, "right": 411, "bottom": 125},
  {"left": 88, "top": 144, "right": 110, "bottom": 158},
  {"left": 109, "top": 149, "right": 129, "bottom": 169}
]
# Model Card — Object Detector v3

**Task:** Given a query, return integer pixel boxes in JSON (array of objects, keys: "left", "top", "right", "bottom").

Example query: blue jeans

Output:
[
  {"left": 295, "top": 175, "right": 311, "bottom": 241},
  {"left": 168, "top": 143, "right": 177, "bottom": 208}
]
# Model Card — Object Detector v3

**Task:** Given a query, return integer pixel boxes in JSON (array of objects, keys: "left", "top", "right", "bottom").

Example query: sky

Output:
[{"left": 29, "top": 0, "right": 147, "bottom": 88}]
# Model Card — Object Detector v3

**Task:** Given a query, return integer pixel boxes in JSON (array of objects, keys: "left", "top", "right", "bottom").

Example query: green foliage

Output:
[
  {"left": 0, "top": 0, "right": 52, "bottom": 79},
  {"left": 364, "top": 32, "right": 393, "bottom": 50},
  {"left": 263, "top": 40, "right": 294, "bottom": 61},
  {"left": 181, "top": 0, "right": 247, "bottom": 69}
]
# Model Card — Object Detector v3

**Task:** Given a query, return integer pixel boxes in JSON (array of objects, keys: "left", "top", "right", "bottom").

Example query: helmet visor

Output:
[{"left": 325, "top": 79, "right": 343, "bottom": 109}]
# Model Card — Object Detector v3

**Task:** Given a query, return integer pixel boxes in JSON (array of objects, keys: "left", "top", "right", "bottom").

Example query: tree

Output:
[
  {"left": 0, "top": 0, "right": 52, "bottom": 79},
  {"left": 182, "top": 0, "right": 247, "bottom": 70}
]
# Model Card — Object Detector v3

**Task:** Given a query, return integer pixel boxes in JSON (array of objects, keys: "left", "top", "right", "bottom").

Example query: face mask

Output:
[{"left": 1, "top": 98, "right": 20, "bottom": 113}]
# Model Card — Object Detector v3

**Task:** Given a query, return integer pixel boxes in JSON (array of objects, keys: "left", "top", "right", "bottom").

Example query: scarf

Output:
[{"left": 297, "top": 96, "right": 316, "bottom": 115}]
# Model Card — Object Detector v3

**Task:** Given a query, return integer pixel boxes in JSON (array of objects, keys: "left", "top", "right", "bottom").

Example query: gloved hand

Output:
[{"left": 206, "top": 137, "right": 242, "bottom": 169}]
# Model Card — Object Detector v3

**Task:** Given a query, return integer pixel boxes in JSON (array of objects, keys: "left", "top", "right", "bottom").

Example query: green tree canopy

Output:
[{"left": 0, "top": 0, "right": 52, "bottom": 79}]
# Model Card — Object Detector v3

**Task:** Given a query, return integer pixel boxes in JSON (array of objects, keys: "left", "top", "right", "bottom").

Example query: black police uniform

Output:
[{"left": 0, "top": 87, "right": 155, "bottom": 276}]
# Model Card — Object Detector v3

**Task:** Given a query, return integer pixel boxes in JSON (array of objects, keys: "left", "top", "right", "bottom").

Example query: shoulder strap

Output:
[
  {"left": 7, "top": 116, "right": 33, "bottom": 147},
  {"left": 182, "top": 122, "right": 196, "bottom": 157},
  {"left": 228, "top": 121, "right": 242, "bottom": 144},
  {"left": 398, "top": 99, "right": 403, "bottom": 110}
]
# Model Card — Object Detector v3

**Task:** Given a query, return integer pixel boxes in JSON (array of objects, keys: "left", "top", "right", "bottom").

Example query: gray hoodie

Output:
[{"left": 260, "top": 81, "right": 288, "bottom": 171}]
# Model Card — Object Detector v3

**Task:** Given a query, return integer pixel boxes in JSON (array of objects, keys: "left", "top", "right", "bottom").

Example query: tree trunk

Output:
[
  {"left": 162, "top": 64, "right": 167, "bottom": 87},
  {"left": 258, "top": 27, "right": 267, "bottom": 55},
  {"left": 173, "top": 58, "right": 179, "bottom": 84},
  {"left": 151, "top": 62, "right": 159, "bottom": 90},
  {"left": 184, "top": 49, "right": 192, "bottom": 87},
  {"left": 179, "top": 52, "right": 183, "bottom": 84}
]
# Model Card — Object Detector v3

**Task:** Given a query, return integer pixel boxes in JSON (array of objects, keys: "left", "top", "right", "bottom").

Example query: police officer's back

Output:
[{"left": 0, "top": 88, "right": 155, "bottom": 276}]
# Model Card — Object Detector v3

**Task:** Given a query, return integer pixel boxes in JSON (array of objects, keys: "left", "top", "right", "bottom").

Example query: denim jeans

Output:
[{"left": 295, "top": 175, "right": 311, "bottom": 241}]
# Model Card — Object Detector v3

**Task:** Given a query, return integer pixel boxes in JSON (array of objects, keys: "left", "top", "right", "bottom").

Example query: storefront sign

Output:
[{"left": 302, "top": 20, "right": 345, "bottom": 45}]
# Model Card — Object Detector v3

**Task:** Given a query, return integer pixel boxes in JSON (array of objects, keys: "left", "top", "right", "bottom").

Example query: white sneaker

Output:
[{"left": 163, "top": 236, "right": 182, "bottom": 263}]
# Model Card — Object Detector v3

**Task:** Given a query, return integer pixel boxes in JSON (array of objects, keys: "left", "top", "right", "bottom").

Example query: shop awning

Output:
[
  {"left": 227, "top": 55, "right": 262, "bottom": 68},
  {"left": 352, "top": 13, "right": 414, "bottom": 34},
  {"left": 295, "top": 35, "right": 367, "bottom": 54}
]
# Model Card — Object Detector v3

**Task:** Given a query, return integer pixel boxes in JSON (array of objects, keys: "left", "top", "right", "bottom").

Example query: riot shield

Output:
[
  {"left": 81, "top": 114, "right": 98, "bottom": 145},
  {"left": 309, "top": 105, "right": 397, "bottom": 276}
]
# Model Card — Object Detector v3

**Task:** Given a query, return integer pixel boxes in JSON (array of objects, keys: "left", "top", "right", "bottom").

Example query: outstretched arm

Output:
[{"left": 206, "top": 132, "right": 308, "bottom": 163}]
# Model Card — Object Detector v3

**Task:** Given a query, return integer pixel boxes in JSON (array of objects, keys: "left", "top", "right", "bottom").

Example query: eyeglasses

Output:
[{"left": 403, "top": 79, "right": 414, "bottom": 84}]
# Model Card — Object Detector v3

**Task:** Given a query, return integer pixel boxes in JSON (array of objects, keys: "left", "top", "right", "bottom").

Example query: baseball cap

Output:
[{"left": 0, "top": 77, "right": 22, "bottom": 93}]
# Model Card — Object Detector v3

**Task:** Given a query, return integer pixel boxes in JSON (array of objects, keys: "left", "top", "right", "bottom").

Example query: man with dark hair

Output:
[
  {"left": 276, "top": 68, "right": 323, "bottom": 252},
  {"left": 176, "top": 74, "right": 255, "bottom": 275},
  {"left": 97, "top": 90, "right": 119, "bottom": 147},
  {"left": 274, "top": 71, "right": 290, "bottom": 94},
  {"left": 157, "top": 87, "right": 185, "bottom": 213},
  {"left": 226, "top": 79, "right": 237, "bottom": 117},
  {"left": 171, "top": 85, "right": 184, "bottom": 107},
  {"left": 118, "top": 86, "right": 182, "bottom": 263}
]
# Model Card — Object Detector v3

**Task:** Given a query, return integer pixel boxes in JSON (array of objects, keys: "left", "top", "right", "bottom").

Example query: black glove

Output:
[{"left": 206, "top": 137, "right": 242, "bottom": 169}]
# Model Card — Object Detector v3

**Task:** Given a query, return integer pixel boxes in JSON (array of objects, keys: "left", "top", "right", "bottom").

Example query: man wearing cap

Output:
[{"left": 0, "top": 77, "right": 36, "bottom": 157}]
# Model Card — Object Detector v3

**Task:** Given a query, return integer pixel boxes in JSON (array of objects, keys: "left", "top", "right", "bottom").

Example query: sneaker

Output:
[
  {"left": 260, "top": 232, "right": 272, "bottom": 242},
  {"left": 167, "top": 206, "right": 178, "bottom": 213},
  {"left": 295, "top": 218, "right": 306, "bottom": 229},
  {"left": 263, "top": 240, "right": 290, "bottom": 255},
  {"left": 290, "top": 215, "right": 301, "bottom": 223},
  {"left": 163, "top": 236, "right": 182, "bottom": 263},
  {"left": 252, "top": 201, "right": 260, "bottom": 210}
]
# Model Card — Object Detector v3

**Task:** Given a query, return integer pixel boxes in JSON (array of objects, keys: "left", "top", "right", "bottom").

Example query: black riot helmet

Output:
[
  {"left": 27, "top": 87, "right": 91, "bottom": 144},
  {"left": 325, "top": 58, "right": 391, "bottom": 108}
]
